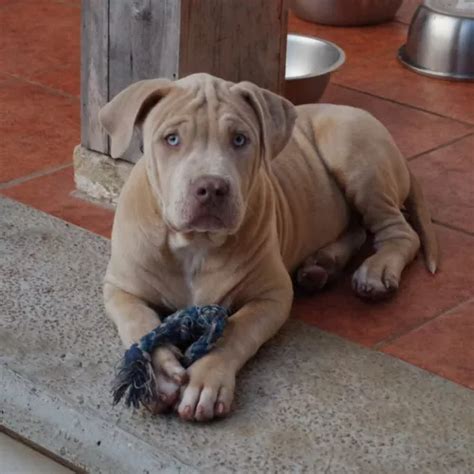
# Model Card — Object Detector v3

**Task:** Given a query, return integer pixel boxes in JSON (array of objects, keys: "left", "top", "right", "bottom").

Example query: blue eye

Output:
[
  {"left": 232, "top": 133, "right": 247, "bottom": 148},
  {"left": 165, "top": 133, "right": 180, "bottom": 146}
]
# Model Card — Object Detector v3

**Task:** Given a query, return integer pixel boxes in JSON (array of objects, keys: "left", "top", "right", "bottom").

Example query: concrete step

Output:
[
  {"left": 0, "top": 431, "right": 73, "bottom": 474},
  {"left": 1, "top": 197, "right": 473, "bottom": 473}
]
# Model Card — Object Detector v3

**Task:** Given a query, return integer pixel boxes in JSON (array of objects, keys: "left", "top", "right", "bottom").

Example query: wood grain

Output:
[
  {"left": 81, "top": 0, "right": 109, "bottom": 154},
  {"left": 179, "top": 0, "right": 287, "bottom": 93}
]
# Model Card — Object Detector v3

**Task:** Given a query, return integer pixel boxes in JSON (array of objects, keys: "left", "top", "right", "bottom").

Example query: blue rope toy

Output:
[{"left": 112, "top": 305, "right": 229, "bottom": 409}]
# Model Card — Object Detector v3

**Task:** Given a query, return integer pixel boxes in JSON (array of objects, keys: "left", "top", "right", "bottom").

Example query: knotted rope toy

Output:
[{"left": 112, "top": 305, "right": 229, "bottom": 409}]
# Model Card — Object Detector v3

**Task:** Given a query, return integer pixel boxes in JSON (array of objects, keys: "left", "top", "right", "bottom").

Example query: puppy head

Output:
[{"left": 99, "top": 73, "right": 296, "bottom": 234}]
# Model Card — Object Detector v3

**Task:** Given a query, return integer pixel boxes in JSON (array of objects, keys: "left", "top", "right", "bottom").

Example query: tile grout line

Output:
[
  {"left": 0, "top": 163, "right": 73, "bottom": 191},
  {"left": 373, "top": 296, "right": 474, "bottom": 350},
  {"left": 5, "top": 73, "right": 79, "bottom": 101},
  {"left": 432, "top": 219, "right": 474, "bottom": 238},
  {"left": 408, "top": 131, "right": 474, "bottom": 162},
  {"left": 332, "top": 83, "right": 474, "bottom": 127}
]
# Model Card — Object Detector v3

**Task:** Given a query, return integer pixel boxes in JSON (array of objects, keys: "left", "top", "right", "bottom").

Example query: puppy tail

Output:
[{"left": 405, "top": 171, "right": 439, "bottom": 274}]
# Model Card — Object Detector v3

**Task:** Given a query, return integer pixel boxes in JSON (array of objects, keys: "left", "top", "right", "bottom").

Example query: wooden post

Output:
[
  {"left": 81, "top": 0, "right": 109, "bottom": 155},
  {"left": 81, "top": 0, "right": 288, "bottom": 163}
]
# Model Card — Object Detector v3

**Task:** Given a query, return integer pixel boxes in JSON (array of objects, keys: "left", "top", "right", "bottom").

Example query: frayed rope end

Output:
[
  {"left": 111, "top": 305, "right": 229, "bottom": 409},
  {"left": 112, "top": 344, "right": 156, "bottom": 409}
]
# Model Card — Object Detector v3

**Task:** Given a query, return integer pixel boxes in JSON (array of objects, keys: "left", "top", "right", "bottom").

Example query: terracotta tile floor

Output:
[{"left": 0, "top": 1, "right": 473, "bottom": 390}]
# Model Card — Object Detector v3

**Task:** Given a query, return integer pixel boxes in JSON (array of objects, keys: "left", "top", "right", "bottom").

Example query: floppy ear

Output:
[
  {"left": 232, "top": 81, "right": 296, "bottom": 168},
  {"left": 99, "top": 79, "right": 173, "bottom": 158}
]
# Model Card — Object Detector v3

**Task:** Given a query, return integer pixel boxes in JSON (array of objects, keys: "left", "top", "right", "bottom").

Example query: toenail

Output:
[
  {"left": 217, "top": 402, "right": 225, "bottom": 415},
  {"left": 159, "top": 393, "right": 167, "bottom": 402}
]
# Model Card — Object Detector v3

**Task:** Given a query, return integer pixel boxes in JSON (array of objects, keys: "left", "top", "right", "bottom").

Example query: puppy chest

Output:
[
  {"left": 181, "top": 247, "right": 207, "bottom": 291},
  {"left": 162, "top": 247, "right": 209, "bottom": 307}
]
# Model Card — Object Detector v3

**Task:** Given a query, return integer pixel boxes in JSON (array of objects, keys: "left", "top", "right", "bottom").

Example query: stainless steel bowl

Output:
[
  {"left": 398, "top": 0, "right": 474, "bottom": 80},
  {"left": 284, "top": 34, "right": 345, "bottom": 104},
  {"left": 291, "top": 0, "right": 403, "bottom": 26}
]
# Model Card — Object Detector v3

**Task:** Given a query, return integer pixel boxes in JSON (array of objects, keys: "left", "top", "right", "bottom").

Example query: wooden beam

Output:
[
  {"left": 179, "top": 0, "right": 287, "bottom": 93},
  {"left": 81, "top": 0, "right": 109, "bottom": 155}
]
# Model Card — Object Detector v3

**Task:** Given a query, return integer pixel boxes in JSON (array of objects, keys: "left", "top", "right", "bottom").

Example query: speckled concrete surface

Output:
[{"left": 1, "top": 196, "right": 473, "bottom": 474}]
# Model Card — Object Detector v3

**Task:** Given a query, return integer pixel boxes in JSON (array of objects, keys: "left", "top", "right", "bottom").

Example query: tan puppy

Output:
[{"left": 100, "top": 73, "right": 438, "bottom": 421}]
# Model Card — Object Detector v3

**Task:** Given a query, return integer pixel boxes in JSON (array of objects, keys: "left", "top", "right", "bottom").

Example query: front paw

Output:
[
  {"left": 177, "top": 353, "right": 236, "bottom": 422},
  {"left": 146, "top": 346, "right": 187, "bottom": 414}
]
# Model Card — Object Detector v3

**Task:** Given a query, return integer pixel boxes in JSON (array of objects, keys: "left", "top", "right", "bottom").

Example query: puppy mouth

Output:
[
  {"left": 187, "top": 214, "right": 226, "bottom": 232},
  {"left": 165, "top": 210, "right": 230, "bottom": 234},
  {"left": 168, "top": 196, "right": 243, "bottom": 234}
]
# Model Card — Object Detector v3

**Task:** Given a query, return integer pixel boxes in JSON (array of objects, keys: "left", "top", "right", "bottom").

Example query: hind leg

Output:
[
  {"left": 352, "top": 207, "right": 420, "bottom": 301},
  {"left": 308, "top": 105, "right": 423, "bottom": 300},
  {"left": 296, "top": 225, "right": 366, "bottom": 293}
]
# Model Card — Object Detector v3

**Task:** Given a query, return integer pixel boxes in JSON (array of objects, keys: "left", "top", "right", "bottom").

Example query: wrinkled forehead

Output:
[{"left": 146, "top": 76, "right": 259, "bottom": 134}]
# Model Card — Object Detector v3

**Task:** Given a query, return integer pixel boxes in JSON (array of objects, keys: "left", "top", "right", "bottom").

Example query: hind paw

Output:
[
  {"left": 352, "top": 259, "right": 399, "bottom": 301},
  {"left": 295, "top": 251, "right": 339, "bottom": 293}
]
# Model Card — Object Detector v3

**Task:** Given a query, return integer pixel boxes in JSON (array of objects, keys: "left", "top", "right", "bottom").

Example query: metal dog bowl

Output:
[
  {"left": 398, "top": 0, "right": 474, "bottom": 80},
  {"left": 285, "top": 34, "right": 345, "bottom": 104},
  {"left": 291, "top": 0, "right": 403, "bottom": 26}
]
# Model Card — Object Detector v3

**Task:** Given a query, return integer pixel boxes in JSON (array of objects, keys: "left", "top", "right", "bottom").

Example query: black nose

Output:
[{"left": 192, "top": 175, "right": 230, "bottom": 204}]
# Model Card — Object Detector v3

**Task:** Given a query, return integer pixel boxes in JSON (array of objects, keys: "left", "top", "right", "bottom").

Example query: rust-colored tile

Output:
[
  {"left": 289, "top": 14, "right": 474, "bottom": 124},
  {"left": 293, "top": 225, "right": 474, "bottom": 347},
  {"left": 33, "top": 62, "right": 80, "bottom": 97},
  {"left": 395, "top": 0, "right": 421, "bottom": 24},
  {"left": 383, "top": 298, "right": 474, "bottom": 390},
  {"left": 321, "top": 84, "right": 473, "bottom": 159},
  {"left": 410, "top": 134, "right": 474, "bottom": 234},
  {"left": 339, "top": 59, "right": 474, "bottom": 125},
  {"left": 0, "top": 167, "right": 114, "bottom": 238},
  {"left": 0, "top": 0, "right": 79, "bottom": 93},
  {"left": 0, "top": 79, "right": 79, "bottom": 183}
]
